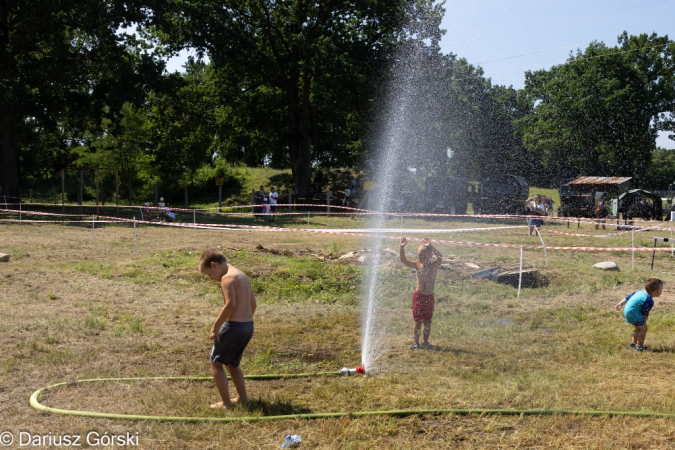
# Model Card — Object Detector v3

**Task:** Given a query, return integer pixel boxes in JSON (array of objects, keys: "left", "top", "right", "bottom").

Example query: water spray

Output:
[{"left": 340, "top": 365, "right": 366, "bottom": 376}]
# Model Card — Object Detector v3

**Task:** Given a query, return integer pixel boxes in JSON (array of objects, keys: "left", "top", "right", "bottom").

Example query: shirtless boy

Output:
[
  {"left": 400, "top": 237, "right": 442, "bottom": 349},
  {"left": 199, "top": 248, "right": 257, "bottom": 409}
]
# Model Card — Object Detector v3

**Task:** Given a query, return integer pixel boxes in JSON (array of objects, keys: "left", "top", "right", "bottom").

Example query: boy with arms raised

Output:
[
  {"left": 199, "top": 248, "right": 256, "bottom": 408},
  {"left": 615, "top": 278, "right": 663, "bottom": 351},
  {"left": 400, "top": 237, "right": 442, "bottom": 349}
]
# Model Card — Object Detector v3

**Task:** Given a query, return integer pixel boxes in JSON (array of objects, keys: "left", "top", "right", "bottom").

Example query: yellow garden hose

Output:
[{"left": 30, "top": 374, "right": 675, "bottom": 423}]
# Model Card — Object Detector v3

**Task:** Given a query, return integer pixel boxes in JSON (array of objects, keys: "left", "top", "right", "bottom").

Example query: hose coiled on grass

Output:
[{"left": 30, "top": 374, "right": 675, "bottom": 422}]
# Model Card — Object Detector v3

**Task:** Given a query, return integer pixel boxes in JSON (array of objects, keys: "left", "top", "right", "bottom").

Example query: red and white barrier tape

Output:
[
  {"left": 6, "top": 207, "right": 669, "bottom": 237},
  {"left": 0, "top": 201, "right": 370, "bottom": 214},
  {"left": 3, "top": 202, "right": 671, "bottom": 229},
  {"left": 0, "top": 218, "right": 124, "bottom": 224},
  {"left": 541, "top": 226, "right": 654, "bottom": 238},
  {"left": 0, "top": 208, "right": 94, "bottom": 218},
  {"left": 6, "top": 206, "right": 675, "bottom": 233},
  {"left": 6, "top": 208, "right": 675, "bottom": 252}
]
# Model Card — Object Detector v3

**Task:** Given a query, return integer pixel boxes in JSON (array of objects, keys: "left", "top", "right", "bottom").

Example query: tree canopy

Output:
[
  {"left": 2, "top": 2, "right": 675, "bottom": 203},
  {"left": 149, "top": 0, "right": 444, "bottom": 195},
  {"left": 518, "top": 32, "right": 675, "bottom": 187},
  {"left": 0, "top": 0, "right": 163, "bottom": 198}
]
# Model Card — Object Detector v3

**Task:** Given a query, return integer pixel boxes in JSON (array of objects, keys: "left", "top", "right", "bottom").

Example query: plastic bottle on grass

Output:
[{"left": 281, "top": 434, "right": 302, "bottom": 448}]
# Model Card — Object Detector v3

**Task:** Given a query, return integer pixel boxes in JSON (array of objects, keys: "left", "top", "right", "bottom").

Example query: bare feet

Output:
[
  {"left": 210, "top": 401, "right": 231, "bottom": 409},
  {"left": 231, "top": 396, "right": 248, "bottom": 405}
]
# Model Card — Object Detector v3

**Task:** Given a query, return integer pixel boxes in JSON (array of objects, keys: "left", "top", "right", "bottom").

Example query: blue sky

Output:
[
  {"left": 165, "top": 0, "right": 675, "bottom": 148},
  {"left": 438, "top": 0, "right": 675, "bottom": 148}
]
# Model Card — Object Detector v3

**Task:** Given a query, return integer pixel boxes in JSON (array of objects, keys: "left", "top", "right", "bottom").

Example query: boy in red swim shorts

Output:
[{"left": 400, "top": 237, "right": 442, "bottom": 349}]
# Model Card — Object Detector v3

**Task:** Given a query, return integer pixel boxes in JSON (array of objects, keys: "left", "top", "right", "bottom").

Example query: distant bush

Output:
[{"left": 190, "top": 159, "right": 246, "bottom": 198}]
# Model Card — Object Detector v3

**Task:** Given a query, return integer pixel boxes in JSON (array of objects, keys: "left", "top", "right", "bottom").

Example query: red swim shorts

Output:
[{"left": 412, "top": 291, "right": 435, "bottom": 322}]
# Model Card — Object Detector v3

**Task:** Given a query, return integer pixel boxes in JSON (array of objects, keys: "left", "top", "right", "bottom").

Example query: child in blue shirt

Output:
[{"left": 615, "top": 278, "right": 663, "bottom": 351}]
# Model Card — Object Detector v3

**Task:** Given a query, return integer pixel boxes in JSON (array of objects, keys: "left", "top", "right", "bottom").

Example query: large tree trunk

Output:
[
  {"left": 0, "top": 113, "right": 19, "bottom": 199},
  {"left": 287, "top": 78, "right": 312, "bottom": 197},
  {"left": 289, "top": 110, "right": 312, "bottom": 197},
  {"left": 0, "top": 0, "right": 19, "bottom": 199}
]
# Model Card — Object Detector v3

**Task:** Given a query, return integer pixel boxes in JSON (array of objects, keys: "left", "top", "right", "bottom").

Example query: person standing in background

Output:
[{"left": 268, "top": 187, "right": 278, "bottom": 222}]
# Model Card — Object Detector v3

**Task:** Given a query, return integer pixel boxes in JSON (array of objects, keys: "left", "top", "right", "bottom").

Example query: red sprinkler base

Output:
[{"left": 340, "top": 365, "right": 366, "bottom": 376}]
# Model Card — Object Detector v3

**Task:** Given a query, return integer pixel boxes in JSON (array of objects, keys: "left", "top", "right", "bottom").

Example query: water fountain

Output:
[{"left": 360, "top": 37, "right": 447, "bottom": 373}]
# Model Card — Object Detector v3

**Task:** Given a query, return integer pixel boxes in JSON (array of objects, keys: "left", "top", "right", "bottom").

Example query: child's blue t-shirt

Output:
[{"left": 624, "top": 290, "right": 654, "bottom": 321}]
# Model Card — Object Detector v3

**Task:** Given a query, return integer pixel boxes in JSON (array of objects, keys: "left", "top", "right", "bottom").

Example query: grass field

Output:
[{"left": 3, "top": 209, "right": 675, "bottom": 449}]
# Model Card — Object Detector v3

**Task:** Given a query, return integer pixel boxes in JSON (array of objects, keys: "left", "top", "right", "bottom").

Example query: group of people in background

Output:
[
  {"left": 312, "top": 171, "right": 358, "bottom": 207},
  {"left": 526, "top": 191, "right": 675, "bottom": 236},
  {"left": 252, "top": 175, "right": 357, "bottom": 223},
  {"left": 254, "top": 186, "right": 278, "bottom": 222},
  {"left": 143, "top": 196, "right": 175, "bottom": 222},
  {"left": 600, "top": 194, "right": 669, "bottom": 223}
]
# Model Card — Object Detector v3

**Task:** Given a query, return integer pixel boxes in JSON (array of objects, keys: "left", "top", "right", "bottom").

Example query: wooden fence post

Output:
[
  {"left": 78, "top": 170, "right": 83, "bottom": 215},
  {"left": 95, "top": 168, "right": 100, "bottom": 216},
  {"left": 61, "top": 169, "right": 65, "bottom": 213},
  {"left": 115, "top": 170, "right": 119, "bottom": 216}
]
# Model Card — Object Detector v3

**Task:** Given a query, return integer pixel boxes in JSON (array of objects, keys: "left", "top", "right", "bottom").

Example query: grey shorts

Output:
[{"left": 210, "top": 321, "right": 254, "bottom": 367}]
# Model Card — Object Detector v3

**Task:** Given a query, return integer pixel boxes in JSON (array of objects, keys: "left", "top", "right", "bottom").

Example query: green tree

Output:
[
  {"left": 0, "top": 0, "right": 158, "bottom": 199},
  {"left": 381, "top": 52, "right": 531, "bottom": 184},
  {"left": 145, "top": 65, "right": 220, "bottom": 197},
  {"left": 642, "top": 148, "right": 675, "bottom": 190},
  {"left": 442, "top": 57, "right": 530, "bottom": 182},
  {"left": 74, "top": 102, "right": 155, "bottom": 204},
  {"left": 206, "top": 66, "right": 288, "bottom": 168},
  {"left": 363, "top": 45, "right": 531, "bottom": 191},
  {"left": 151, "top": 0, "right": 444, "bottom": 196},
  {"left": 518, "top": 33, "right": 675, "bottom": 186}
]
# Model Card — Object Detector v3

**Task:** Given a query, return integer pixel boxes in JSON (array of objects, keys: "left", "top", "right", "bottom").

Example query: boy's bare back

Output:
[
  {"left": 200, "top": 249, "right": 257, "bottom": 334},
  {"left": 220, "top": 264, "right": 256, "bottom": 322}
]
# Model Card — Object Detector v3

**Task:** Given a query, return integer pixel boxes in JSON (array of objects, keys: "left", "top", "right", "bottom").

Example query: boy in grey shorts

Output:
[{"left": 199, "top": 248, "right": 257, "bottom": 409}]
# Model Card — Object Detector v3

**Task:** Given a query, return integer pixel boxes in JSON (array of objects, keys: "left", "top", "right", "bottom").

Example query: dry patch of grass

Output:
[{"left": 2, "top": 218, "right": 675, "bottom": 448}]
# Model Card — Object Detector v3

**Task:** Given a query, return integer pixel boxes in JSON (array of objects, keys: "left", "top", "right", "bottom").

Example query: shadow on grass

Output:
[
  {"left": 648, "top": 346, "right": 675, "bottom": 353},
  {"left": 412, "top": 346, "right": 479, "bottom": 356},
  {"left": 241, "top": 398, "right": 313, "bottom": 416}
]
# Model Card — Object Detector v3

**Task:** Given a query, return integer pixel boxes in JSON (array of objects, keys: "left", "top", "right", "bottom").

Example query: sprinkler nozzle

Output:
[{"left": 340, "top": 366, "right": 366, "bottom": 376}]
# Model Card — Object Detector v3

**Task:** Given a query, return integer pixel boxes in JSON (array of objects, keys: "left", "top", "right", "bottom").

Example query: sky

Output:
[
  {"left": 165, "top": 0, "right": 675, "bottom": 148},
  {"left": 438, "top": 0, "right": 675, "bottom": 148}
]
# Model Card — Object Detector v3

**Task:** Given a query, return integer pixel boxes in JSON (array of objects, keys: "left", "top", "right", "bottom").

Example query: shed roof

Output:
[{"left": 568, "top": 176, "right": 632, "bottom": 186}]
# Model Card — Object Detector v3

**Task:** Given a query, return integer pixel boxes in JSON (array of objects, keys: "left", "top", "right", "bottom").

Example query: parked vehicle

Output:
[
  {"left": 424, "top": 175, "right": 469, "bottom": 215},
  {"left": 558, "top": 176, "right": 632, "bottom": 218},
  {"left": 618, "top": 189, "right": 663, "bottom": 221},
  {"left": 472, "top": 175, "right": 529, "bottom": 215},
  {"left": 557, "top": 178, "right": 595, "bottom": 218}
]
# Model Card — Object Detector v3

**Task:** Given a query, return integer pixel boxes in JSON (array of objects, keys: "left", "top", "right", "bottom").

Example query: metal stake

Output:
[
  {"left": 517, "top": 246, "right": 524, "bottom": 298},
  {"left": 534, "top": 227, "right": 549, "bottom": 268},
  {"left": 631, "top": 229, "right": 635, "bottom": 270},
  {"left": 134, "top": 217, "right": 138, "bottom": 257}
]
